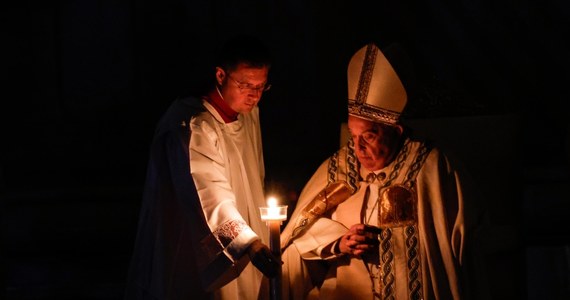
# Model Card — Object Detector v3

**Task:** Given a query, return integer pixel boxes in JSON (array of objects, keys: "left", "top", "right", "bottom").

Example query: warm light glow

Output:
[
  {"left": 260, "top": 196, "right": 287, "bottom": 221},
  {"left": 267, "top": 196, "right": 278, "bottom": 207}
]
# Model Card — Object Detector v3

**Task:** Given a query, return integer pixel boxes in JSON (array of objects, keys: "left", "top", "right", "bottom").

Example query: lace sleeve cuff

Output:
[{"left": 213, "top": 219, "right": 258, "bottom": 260}]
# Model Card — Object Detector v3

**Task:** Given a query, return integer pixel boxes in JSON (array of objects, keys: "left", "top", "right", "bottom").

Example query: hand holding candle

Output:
[
  {"left": 259, "top": 196, "right": 287, "bottom": 300},
  {"left": 247, "top": 240, "right": 279, "bottom": 278}
]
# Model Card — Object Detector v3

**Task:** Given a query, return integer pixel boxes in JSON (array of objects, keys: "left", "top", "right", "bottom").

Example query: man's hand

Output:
[
  {"left": 247, "top": 240, "right": 280, "bottom": 278},
  {"left": 338, "top": 224, "right": 381, "bottom": 256}
]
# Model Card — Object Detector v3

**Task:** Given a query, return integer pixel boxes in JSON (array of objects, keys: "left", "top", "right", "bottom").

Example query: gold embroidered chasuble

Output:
[{"left": 282, "top": 139, "right": 470, "bottom": 300}]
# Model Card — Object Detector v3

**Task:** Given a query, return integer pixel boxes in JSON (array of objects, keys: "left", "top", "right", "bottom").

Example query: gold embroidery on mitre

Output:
[
  {"left": 348, "top": 43, "right": 402, "bottom": 125},
  {"left": 355, "top": 44, "right": 377, "bottom": 105},
  {"left": 348, "top": 100, "right": 401, "bottom": 124}
]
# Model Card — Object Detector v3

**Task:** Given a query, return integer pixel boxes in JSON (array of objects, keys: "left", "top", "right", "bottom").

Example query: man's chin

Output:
[
  {"left": 358, "top": 159, "right": 381, "bottom": 171},
  {"left": 242, "top": 105, "right": 256, "bottom": 113},
  {"left": 236, "top": 108, "right": 252, "bottom": 114},
  {"left": 360, "top": 162, "right": 375, "bottom": 171}
]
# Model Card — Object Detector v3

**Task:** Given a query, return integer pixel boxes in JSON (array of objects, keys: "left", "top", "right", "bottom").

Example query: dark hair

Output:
[{"left": 216, "top": 35, "right": 272, "bottom": 72}]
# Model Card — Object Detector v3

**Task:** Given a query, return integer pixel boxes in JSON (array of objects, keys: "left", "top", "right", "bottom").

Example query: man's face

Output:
[
  {"left": 216, "top": 63, "right": 270, "bottom": 114},
  {"left": 348, "top": 115, "right": 401, "bottom": 171}
]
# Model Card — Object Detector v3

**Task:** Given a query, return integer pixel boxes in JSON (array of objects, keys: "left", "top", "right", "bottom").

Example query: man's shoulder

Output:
[
  {"left": 169, "top": 96, "right": 206, "bottom": 118},
  {"left": 404, "top": 138, "right": 436, "bottom": 153},
  {"left": 154, "top": 96, "right": 206, "bottom": 137}
]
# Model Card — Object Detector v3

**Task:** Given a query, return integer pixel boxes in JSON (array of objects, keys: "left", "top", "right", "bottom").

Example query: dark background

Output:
[{"left": 3, "top": 1, "right": 569, "bottom": 299}]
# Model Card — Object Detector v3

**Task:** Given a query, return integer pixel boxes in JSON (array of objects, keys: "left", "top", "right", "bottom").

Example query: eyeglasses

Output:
[
  {"left": 353, "top": 132, "right": 379, "bottom": 146},
  {"left": 228, "top": 75, "right": 271, "bottom": 94}
]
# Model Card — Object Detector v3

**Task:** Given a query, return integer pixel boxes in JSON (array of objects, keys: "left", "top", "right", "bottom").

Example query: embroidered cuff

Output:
[{"left": 213, "top": 219, "right": 258, "bottom": 260}]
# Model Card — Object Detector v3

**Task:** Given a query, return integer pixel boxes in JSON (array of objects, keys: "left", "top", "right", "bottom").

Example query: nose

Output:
[{"left": 247, "top": 88, "right": 263, "bottom": 99}]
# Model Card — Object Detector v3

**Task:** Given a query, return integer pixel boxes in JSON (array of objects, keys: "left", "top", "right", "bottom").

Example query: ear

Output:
[
  {"left": 395, "top": 124, "right": 404, "bottom": 135},
  {"left": 215, "top": 67, "right": 225, "bottom": 86}
]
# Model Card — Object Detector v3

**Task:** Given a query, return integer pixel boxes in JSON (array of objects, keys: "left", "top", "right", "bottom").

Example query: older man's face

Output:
[{"left": 348, "top": 115, "right": 402, "bottom": 171}]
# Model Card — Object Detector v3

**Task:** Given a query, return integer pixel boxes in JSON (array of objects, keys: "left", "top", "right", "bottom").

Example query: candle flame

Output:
[
  {"left": 260, "top": 196, "right": 287, "bottom": 221},
  {"left": 267, "top": 196, "right": 278, "bottom": 207}
]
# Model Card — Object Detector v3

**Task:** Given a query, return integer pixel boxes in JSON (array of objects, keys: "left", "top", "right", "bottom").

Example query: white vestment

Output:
[{"left": 190, "top": 100, "right": 269, "bottom": 300}]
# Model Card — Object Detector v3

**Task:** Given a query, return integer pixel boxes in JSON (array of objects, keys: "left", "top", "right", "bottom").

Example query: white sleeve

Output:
[{"left": 189, "top": 117, "right": 258, "bottom": 260}]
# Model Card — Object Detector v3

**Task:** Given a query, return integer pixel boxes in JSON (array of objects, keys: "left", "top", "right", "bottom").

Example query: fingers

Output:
[
  {"left": 341, "top": 235, "right": 367, "bottom": 255},
  {"left": 349, "top": 224, "right": 366, "bottom": 233},
  {"left": 351, "top": 224, "right": 381, "bottom": 235},
  {"left": 249, "top": 242, "right": 281, "bottom": 278},
  {"left": 349, "top": 233, "right": 367, "bottom": 243},
  {"left": 259, "top": 250, "right": 280, "bottom": 278},
  {"left": 345, "top": 244, "right": 367, "bottom": 256},
  {"left": 341, "top": 224, "right": 381, "bottom": 256}
]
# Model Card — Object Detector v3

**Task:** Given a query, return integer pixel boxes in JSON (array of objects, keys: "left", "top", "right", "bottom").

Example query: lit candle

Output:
[
  {"left": 261, "top": 197, "right": 287, "bottom": 221},
  {"left": 259, "top": 196, "right": 288, "bottom": 300}
]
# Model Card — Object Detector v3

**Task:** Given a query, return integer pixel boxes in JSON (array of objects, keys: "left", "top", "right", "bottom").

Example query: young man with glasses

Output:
[{"left": 125, "top": 35, "right": 279, "bottom": 300}]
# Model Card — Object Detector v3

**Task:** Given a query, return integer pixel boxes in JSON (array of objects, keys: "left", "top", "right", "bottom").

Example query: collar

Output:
[
  {"left": 359, "top": 138, "right": 410, "bottom": 185},
  {"left": 362, "top": 169, "right": 388, "bottom": 184},
  {"left": 203, "top": 88, "right": 239, "bottom": 123}
]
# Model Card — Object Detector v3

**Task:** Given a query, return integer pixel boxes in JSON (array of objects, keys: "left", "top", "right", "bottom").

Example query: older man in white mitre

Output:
[{"left": 280, "top": 43, "right": 488, "bottom": 300}]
